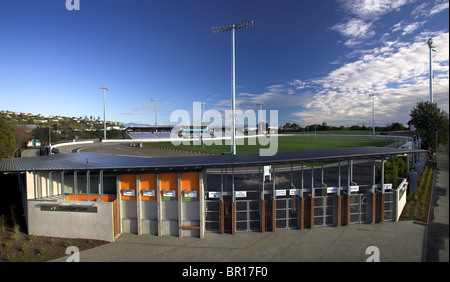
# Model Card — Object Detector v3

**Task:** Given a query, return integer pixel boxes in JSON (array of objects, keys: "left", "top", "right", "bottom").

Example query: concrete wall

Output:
[
  {"left": 27, "top": 200, "right": 115, "bottom": 242},
  {"left": 396, "top": 178, "right": 408, "bottom": 221}
]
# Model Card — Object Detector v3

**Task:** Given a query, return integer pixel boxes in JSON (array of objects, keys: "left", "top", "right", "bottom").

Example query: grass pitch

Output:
[{"left": 144, "top": 135, "right": 396, "bottom": 155}]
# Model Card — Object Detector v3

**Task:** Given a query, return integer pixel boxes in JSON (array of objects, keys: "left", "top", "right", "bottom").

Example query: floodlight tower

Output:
[
  {"left": 151, "top": 98, "right": 161, "bottom": 126},
  {"left": 212, "top": 20, "right": 254, "bottom": 155},
  {"left": 256, "top": 103, "right": 264, "bottom": 134},
  {"left": 369, "top": 92, "right": 379, "bottom": 137},
  {"left": 99, "top": 86, "right": 108, "bottom": 141},
  {"left": 427, "top": 38, "right": 436, "bottom": 103}
]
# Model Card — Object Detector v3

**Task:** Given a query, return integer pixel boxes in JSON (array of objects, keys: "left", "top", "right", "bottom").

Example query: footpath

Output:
[{"left": 424, "top": 144, "right": 449, "bottom": 262}]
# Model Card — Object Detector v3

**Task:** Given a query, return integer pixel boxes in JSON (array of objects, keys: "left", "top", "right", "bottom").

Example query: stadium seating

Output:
[{"left": 129, "top": 132, "right": 157, "bottom": 139}]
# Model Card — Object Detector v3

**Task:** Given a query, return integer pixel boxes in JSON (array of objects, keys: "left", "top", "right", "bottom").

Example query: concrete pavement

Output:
[
  {"left": 425, "top": 144, "right": 449, "bottom": 262},
  {"left": 51, "top": 220, "right": 425, "bottom": 262}
]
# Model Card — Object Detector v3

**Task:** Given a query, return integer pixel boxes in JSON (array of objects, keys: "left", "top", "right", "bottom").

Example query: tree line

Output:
[{"left": 280, "top": 121, "right": 408, "bottom": 133}]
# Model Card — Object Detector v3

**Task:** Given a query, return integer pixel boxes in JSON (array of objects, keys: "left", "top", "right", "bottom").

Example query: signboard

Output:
[
  {"left": 163, "top": 190, "right": 176, "bottom": 197},
  {"left": 208, "top": 192, "right": 221, "bottom": 199},
  {"left": 41, "top": 204, "right": 97, "bottom": 213},
  {"left": 327, "top": 187, "right": 338, "bottom": 194},
  {"left": 264, "top": 166, "right": 272, "bottom": 180},
  {"left": 182, "top": 198, "right": 199, "bottom": 202},
  {"left": 122, "top": 189, "right": 135, "bottom": 196},
  {"left": 235, "top": 191, "right": 247, "bottom": 198},
  {"left": 350, "top": 185, "right": 359, "bottom": 192},
  {"left": 289, "top": 189, "right": 300, "bottom": 196},
  {"left": 184, "top": 190, "right": 197, "bottom": 198},
  {"left": 383, "top": 184, "right": 392, "bottom": 191},
  {"left": 275, "top": 189, "right": 286, "bottom": 196},
  {"left": 142, "top": 189, "right": 155, "bottom": 197}
]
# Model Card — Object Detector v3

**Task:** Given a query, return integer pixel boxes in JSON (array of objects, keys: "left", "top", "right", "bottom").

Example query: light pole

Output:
[
  {"left": 99, "top": 86, "right": 108, "bottom": 141},
  {"left": 151, "top": 98, "right": 161, "bottom": 126},
  {"left": 369, "top": 92, "right": 379, "bottom": 137},
  {"left": 201, "top": 102, "right": 207, "bottom": 125},
  {"left": 213, "top": 20, "right": 253, "bottom": 155},
  {"left": 427, "top": 38, "right": 436, "bottom": 103},
  {"left": 256, "top": 103, "right": 264, "bottom": 135}
]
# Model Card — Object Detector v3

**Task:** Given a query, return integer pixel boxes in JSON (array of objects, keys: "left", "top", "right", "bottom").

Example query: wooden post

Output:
[
  {"left": 347, "top": 194, "right": 351, "bottom": 225},
  {"left": 272, "top": 199, "right": 276, "bottom": 232},
  {"left": 220, "top": 201, "right": 225, "bottom": 234}
]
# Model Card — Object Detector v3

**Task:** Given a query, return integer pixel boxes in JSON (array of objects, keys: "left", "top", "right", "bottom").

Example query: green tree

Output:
[
  {"left": 0, "top": 119, "right": 17, "bottom": 158},
  {"left": 376, "top": 156, "right": 407, "bottom": 187},
  {"left": 31, "top": 127, "right": 59, "bottom": 148},
  {"left": 409, "top": 101, "right": 449, "bottom": 152}
]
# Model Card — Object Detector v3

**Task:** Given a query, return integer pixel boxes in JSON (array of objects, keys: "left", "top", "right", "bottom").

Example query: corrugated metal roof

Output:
[{"left": 0, "top": 147, "right": 424, "bottom": 173}]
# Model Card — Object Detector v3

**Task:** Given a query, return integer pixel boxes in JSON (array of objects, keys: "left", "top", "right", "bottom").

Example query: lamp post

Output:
[
  {"left": 369, "top": 93, "right": 379, "bottom": 137},
  {"left": 151, "top": 98, "right": 161, "bottom": 126},
  {"left": 201, "top": 102, "right": 207, "bottom": 125},
  {"left": 256, "top": 103, "right": 264, "bottom": 135},
  {"left": 99, "top": 86, "right": 108, "bottom": 141},
  {"left": 427, "top": 38, "right": 436, "bottom": 103},
  {"left": 213, "top": 20, "right": 253, "bottom": 155}
]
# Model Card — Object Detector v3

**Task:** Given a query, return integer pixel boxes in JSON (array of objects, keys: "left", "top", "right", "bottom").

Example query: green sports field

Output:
[{"left": 144, "top": 135, "right": 396, "bottom": 155}]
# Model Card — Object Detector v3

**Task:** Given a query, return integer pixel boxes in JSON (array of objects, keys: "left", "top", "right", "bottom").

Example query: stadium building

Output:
[
  {"left": 0, "top": 146, "right": 425, "bottom": 242},
  {"left": 125, "top": 126, "right": 175, "bottom": 140}
]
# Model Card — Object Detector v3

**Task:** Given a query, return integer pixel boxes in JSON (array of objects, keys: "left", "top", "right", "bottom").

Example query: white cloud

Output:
[
  {"left": 402, "top": 21, "right": 425, "bottom": 35},
  {"left": 331, "top": 18, "right": 375, "bottom": 46},
  {"left": 212, "top": 30, "right": 449, "bottom": 126},
  {"left": 291, "top": 31, "right": 449, "bottom": 126},
  {"left": 429, "top": 2, "right": 449, "bottom": 16},
  {"left": 341, "top": 0, "right": 413, "bottom": 19}
]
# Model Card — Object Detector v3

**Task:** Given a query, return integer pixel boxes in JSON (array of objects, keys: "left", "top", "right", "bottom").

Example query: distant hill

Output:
[{"left": 121, "top": 122, "right": 153, "bottom": 128}]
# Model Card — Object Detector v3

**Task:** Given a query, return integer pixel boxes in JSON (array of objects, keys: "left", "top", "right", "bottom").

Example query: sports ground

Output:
[{"left": 142, "top": 135, "right": 397, "bottom": 156}]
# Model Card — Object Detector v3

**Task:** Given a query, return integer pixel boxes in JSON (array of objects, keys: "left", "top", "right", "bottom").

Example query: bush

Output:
[{"left": 377, "top": 156, "right": 407, "bottom": 187}]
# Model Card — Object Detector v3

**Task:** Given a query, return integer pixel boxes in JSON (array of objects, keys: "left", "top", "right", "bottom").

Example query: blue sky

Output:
[{"left": 0, "top": 0, "right": 448, "bottom": 127}]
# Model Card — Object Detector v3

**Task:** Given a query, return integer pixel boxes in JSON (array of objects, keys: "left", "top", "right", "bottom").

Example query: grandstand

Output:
[
  {"left": 125, "top": 126, "right": 177, "bottom": 140},
  {"left": 180, "top": 125, "right": 212, "bottom": 139},
  {"left": 125, "top": 125, "right": 247, "bottom": 140}
]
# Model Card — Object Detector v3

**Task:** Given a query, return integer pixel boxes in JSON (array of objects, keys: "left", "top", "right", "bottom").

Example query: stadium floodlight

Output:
[
  {"left": 201, "top": 102, "right": 207, "bottom": 126},
  {"left": 256, "top": 103, "right": 265, "bottom": 134},
  {"left": 99, "top": 86, "right": 108, "bottom": 141},
  {"left": 427, "top": 38, "right": 436, "bottom": 103},
  {"left": 151, "top": 98, "right": 161, "bottom": 126},
  {"left": 212, "top": 20, "right": 253, "bottom": 155},
  {"left": 369, "top": 93, "right": 379, "bottom": 137}
]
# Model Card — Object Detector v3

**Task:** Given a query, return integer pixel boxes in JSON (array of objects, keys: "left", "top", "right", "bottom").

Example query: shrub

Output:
[
  {"left": 376, "top": 156, "right": 407, "bottom": 187},
  {"left": 6, "top": 254, "right": 15, "bottom": 262},
  {"left": 21, "top": 243, "right": 30, "bottom": 252},
  {"left": 39, "top": 246, "right": 47, "bottom": 255}
]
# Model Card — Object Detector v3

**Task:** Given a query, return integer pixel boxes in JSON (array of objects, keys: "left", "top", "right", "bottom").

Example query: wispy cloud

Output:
[
  {"left": 212, "top": 30, "right": 449, "bottom": 127},
  {"left": 340, "top": 0, "right": 413, "bottom": 19},
  {"left": 331, "top": 18, "right": 375, "bottom": 46},
  {"left": 331, "top": 0, "right": 416, "bottom": 47},
  {"left": 291, "top": 31, "right": 449, "bottom": 126}
]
